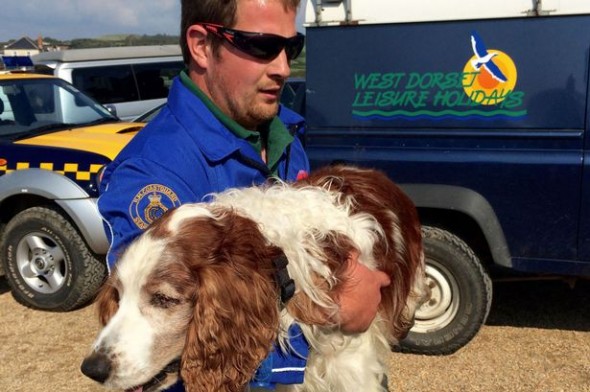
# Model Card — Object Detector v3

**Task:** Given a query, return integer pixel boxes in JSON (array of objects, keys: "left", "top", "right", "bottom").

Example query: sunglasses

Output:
[{"left": 199, "top": 23, "right": 305, "bottom": 61}]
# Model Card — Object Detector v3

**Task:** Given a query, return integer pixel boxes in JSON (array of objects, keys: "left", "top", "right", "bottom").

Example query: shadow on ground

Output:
[
  {"left": 0, "top": 276, "right": 10, "bottom": 295},
  {"left": 1, "top": 273, "right": 588, "bottom": 331},
  {"left": 486, "top": 278, "right": 590, "bottom": 331}
]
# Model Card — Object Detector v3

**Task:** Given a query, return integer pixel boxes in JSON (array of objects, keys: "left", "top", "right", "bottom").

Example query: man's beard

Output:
[{"left": 235, "top": 100, "right": 280, "bottom": 130}]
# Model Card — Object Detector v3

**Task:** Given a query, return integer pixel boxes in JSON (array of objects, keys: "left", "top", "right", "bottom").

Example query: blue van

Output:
[{"left": 303, "top": 0, "right": 590, "bottom": 354}]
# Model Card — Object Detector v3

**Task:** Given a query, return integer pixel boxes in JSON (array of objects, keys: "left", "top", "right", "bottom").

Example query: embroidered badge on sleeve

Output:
[{"left": 129, "top": 184, "right": 181, "bottom": 229}]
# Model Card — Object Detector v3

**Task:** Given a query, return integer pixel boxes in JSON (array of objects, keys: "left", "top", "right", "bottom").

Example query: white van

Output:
[{"left": 32, "top": 45, "right": 183, "bottom": 120}]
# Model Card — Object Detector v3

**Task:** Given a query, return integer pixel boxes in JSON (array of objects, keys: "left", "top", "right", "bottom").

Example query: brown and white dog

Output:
[{"left": 81, "top": 165, "right": 426, "bottom": 392}]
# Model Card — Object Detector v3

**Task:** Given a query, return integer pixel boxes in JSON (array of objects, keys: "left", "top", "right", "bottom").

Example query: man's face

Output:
[{"left": 205, "top": 0, "right": 297, "bottom": 130}]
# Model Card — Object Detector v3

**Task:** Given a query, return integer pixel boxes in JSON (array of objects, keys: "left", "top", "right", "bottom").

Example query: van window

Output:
[
  {"left": 71, "top": 61, "right": 183, "bottom": 105},
  {"left": 72, "top": 65, "right": 137, "bottom": 104},
  {"left": 134, "top": 62, "right": 182, "bottom": 100}
]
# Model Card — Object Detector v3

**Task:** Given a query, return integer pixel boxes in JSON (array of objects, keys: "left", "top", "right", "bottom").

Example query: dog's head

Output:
[{"left": 81, "top": 204, "right": 283, "bottom": 392}]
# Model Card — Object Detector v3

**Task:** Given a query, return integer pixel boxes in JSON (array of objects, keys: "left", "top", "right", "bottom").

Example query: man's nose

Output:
[{"left": 270, "top": 50, "right": 292, "bottom": 78}]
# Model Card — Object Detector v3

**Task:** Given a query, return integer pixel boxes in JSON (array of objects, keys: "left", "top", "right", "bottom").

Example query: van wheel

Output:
[
  {"left": 399, "top": 226, "right": 493, "bottom": 355},
  {"left": 0, "top": 206, "right": 107, "bottom": 311}
]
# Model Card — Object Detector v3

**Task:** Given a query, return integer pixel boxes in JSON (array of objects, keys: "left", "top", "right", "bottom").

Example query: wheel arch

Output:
[
  {"left": 401, "top": 184, "right": 512, "bottom": 269},
  {"left": 0, "top": 168, "right": 91, "bottom": 200},
  {"left": 0, "top": 169, "right": 108, "bottom": 254}
]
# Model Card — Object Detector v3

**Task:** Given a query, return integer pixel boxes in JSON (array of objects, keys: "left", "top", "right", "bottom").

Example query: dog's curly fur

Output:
[{"left": 82, "top": 165, "right": 426, "bottom": 392}]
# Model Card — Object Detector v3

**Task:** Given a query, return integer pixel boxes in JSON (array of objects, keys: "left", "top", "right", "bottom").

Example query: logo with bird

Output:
[{"left": 463, "top": 31, "right": 518, "bottom": 105}]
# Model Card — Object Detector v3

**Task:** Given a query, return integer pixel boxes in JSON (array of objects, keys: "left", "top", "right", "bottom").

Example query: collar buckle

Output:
[{"left": 273, "top": 254, "right": 295, "bottom": 303}]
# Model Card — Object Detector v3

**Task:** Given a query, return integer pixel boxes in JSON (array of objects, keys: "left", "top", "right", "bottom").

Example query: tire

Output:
[
  {"left": 0, "top": 222, "right": 5, "bottom": 276},
  {"left": 0, "top": 206, "right": 107, "bottom": 311},
  {"left": 399, "top": 226, "right": 493, "bottom": 355}
]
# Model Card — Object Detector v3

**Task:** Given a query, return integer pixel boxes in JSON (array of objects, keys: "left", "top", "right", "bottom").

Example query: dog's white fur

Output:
[
  {"left": 83, "top": 166, "right": 426, "bottom": 392},
  {"left": 212, "top": 184, "right": 393, "bottom": 392}
]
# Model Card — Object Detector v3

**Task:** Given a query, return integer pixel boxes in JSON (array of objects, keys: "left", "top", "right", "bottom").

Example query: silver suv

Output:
[{"left": 0, "top": 71, "right": 143, "bottom": 311}]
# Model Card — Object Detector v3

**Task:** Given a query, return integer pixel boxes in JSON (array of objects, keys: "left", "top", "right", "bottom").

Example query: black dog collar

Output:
[{"left": 273, "top": 253, "right": 295, "bottom": 304}]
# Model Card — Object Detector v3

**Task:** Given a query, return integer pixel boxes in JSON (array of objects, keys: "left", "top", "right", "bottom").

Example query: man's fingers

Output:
[{"left": 376, "top": 270, "right": 391, "bottom": 287}]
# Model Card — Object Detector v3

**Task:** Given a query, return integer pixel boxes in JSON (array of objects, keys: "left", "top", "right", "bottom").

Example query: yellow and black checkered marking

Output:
[{"left": 0, "top": 161, "right": 104, "bottom": 182}]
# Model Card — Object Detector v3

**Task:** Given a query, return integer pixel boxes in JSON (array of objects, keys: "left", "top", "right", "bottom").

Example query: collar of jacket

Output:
[{"left": 177, "top": 71, "right": 294, "bottom": 175}]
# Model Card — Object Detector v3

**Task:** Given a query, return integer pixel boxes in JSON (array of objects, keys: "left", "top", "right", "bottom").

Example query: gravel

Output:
[{"left": 0, "top": 277, "right": 588, "bottom": 392}]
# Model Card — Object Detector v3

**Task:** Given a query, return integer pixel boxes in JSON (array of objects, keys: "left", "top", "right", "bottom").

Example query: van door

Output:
[
  {"left": 576, "top": 73, "right": 590, "bottom": 268},
  {"left": 305, "top": 14, "right": 587, "bottom": 273}
]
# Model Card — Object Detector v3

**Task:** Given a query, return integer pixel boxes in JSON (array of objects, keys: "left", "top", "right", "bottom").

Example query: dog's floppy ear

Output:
[
  {"left": 95, "top": 276, "right": 119, "bottom": 326},
  {"left": 180, "top": 213, "right": 281, "bottom": 392}
]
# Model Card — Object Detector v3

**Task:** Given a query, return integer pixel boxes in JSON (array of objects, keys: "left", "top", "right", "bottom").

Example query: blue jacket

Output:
[{"left": 97, "top": 76, "right": 310, "bottom": 390}]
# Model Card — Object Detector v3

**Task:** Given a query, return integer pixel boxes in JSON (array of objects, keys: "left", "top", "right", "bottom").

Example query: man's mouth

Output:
[
  {"left": 260, "top": 85, "right": 283, "bottom": 99},
  {"left": 125, "top": 359, "right": 180, "bottom": 392}
]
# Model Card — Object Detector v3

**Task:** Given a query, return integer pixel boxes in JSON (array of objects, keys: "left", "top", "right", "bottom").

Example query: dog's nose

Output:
[{"left": 80, "top": 352, "right": 112, "bottom": 383}]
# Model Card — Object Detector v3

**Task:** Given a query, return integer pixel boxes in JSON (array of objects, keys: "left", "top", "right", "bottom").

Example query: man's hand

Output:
[{"left": 336, "top": 251, "right": 391, "bottom": 333}]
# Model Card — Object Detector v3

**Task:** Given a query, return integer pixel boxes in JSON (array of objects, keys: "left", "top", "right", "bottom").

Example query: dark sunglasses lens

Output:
[
  {"left": 243, "top": 35, "right": 285, "bottom": 59},
  {"left": 234, "top": 33, "right": 305, "bottom": 60},
  {"left": 285, "top": 34, "right": 305, "bottom": 60}
]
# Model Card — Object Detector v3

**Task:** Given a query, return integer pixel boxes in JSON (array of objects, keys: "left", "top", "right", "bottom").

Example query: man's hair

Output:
[{"left": 180, "top": 0, "right": 301, "bottom": 64}]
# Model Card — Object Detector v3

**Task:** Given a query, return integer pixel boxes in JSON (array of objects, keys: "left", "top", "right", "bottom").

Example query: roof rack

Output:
[{"left": 32, "top": 45, "right": 181, "bottom": 63}]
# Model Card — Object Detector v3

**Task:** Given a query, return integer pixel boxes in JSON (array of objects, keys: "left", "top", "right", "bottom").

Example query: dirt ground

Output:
[{"left": 0, "top": 277, "right": 589, "bottom": 392}]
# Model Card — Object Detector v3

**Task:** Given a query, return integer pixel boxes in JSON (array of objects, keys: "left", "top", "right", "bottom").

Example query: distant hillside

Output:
[
  {"left": 69, "top": 34, "right": 179, "bottom": 49},
  {"left": 290, "top": 47, "right": 306, "bottom": 78},
  {"left": 95, "top": 34, "right": 136, "bottom": 41}
]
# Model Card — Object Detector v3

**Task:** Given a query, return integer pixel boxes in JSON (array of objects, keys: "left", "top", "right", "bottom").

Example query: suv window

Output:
[
  {"left": 71, "top": 61, "right": 183, "bottom": 105},
  {"left": 0, "top": 90, "right": 15, "bottom": 122},
  {"left": 0, "top": 77, "right": 117, "bottom": 138}
]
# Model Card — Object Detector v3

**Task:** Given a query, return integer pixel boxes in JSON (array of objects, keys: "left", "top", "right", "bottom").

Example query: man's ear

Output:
[{"left": 186, "top": 24, "right": 211, "bottom": 69}]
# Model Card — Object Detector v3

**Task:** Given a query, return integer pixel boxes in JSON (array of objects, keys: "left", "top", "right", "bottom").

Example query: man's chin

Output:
[
  {"left": 252, "top": 104, "right": 280, "bottom": 123},
  {"left": 235, "top": 103, "right": 280, "bottom": 130}
]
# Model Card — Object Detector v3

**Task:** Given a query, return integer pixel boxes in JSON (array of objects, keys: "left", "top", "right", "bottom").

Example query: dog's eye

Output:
[{"left": 150, "top": 292, "right": 181, "bottom": 308}]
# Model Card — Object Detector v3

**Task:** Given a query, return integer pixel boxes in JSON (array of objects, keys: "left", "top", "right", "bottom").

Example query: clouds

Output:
[
  {"left": 0, "top": 1, "right": 306, "bottom": 43},
  {"left": 0, "top": 1, "right": 180, "bottom": 41}
]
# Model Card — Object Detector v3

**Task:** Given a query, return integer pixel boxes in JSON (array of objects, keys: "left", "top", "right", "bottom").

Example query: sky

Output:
[{"left": 0, "top": 1, "right": 307, "bottom": 43}]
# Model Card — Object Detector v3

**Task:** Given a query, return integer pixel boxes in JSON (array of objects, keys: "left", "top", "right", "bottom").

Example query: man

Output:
[{"left": 98, "top": 0, "right": 391, "bottom": 389}]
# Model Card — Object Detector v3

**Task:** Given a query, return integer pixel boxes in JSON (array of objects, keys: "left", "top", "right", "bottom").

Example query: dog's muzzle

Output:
[
  {"left": 80, "top": 351, "right": 112, "bottom": 384},
  {"left": 81, "top": 353, "right": 180, "bottom": 392}
]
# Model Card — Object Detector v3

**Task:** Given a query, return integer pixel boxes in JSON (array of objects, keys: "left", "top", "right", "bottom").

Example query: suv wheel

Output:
[
  {"left": 0, "top": 206, "right": 107, "bottom": 311},
  {"left": 399, "top": 226, "right": 493, "bottom": 355}
]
